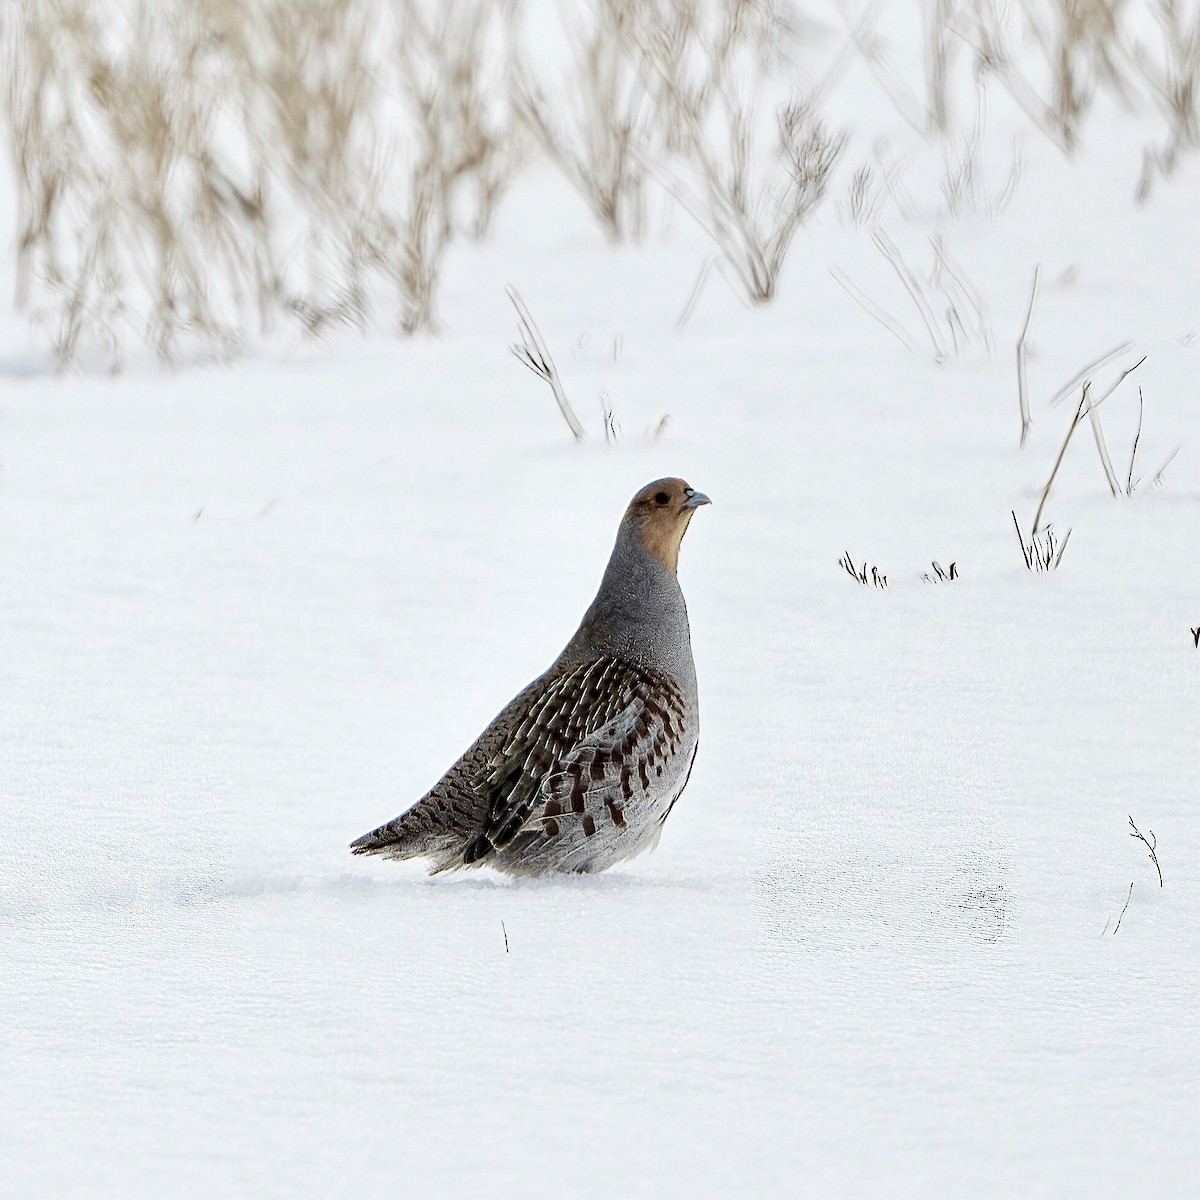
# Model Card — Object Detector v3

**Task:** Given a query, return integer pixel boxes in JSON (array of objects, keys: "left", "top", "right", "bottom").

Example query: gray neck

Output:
[{"left": 569, "top": 518, "right": 693, "bottom": 680}]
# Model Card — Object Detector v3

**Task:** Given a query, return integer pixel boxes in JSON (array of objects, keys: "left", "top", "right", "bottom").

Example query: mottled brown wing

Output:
[
  {"left": 529, "top": 672, "right": 690, "bottom": 855},
  {"left": 463, "top": 656, "right": 648, "bottom": 861}
]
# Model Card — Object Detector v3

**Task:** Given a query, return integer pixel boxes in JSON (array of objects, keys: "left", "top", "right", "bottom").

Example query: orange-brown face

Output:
[{"left": 627, "top": 477, "right": 711, "bottom": 572}]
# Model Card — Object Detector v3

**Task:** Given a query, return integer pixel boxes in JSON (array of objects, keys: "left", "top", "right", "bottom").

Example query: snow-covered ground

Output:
[{"left": 2, "top": 16, "right": 1199, "bottom": 1198}]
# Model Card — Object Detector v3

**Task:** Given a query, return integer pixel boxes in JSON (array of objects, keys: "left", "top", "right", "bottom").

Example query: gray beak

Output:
[{"left": 682, "top": 490, "right": 711, "bottom": 509}]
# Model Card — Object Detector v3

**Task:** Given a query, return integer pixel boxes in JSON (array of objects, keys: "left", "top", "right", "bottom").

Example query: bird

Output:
[{"left": 350, "top": 477, "right": 710, "bottom": 876}]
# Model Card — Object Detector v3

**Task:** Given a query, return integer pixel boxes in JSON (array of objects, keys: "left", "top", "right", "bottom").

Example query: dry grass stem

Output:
[
  {"left": 511, "top": 1, "right": 649, "bottom": 242},
  {"left": 1012, "top": 509, "right": 1071, "bottom": 572},
  {"left": 1128, "top": 815, "right": 1163, "bottom": 886},
  {"left": 631, "top": 5, "right": 847, "bottom": 304},
  {"left": 872, "top": 227, "right": 949, "bottom": 360},
  {"left": 506, "top": 285, "right": 586, "bottom": 442},
  {"left": 1030, "top": 352, "right": 1151, "bottom": 533},
  {"left": 829, "top": 266, "right": 921, "bottom": 354},
  {"left": 1150, "top": 444, "right": 1181, "bottom": 487},
  {"left": 1016, "top": 263, "right": 1041, "bottom": 446},
  {"left": 7, "top": 0, "right": 1200, "bottom": 363},
  {"left": 1049, "top": 342, "right": 1135, "bottom": 407},
  {"left": 839, "top": 552, "right": 888, "bottom": 588},
  {"left": 1032, "top": 383, "right": 1089, "bottom": 535},
  {"left": 837, "top": 226, "right": 992, "bottom": 363},
  {"left": 675, "top": 257, "right": 716, "bottom": 331},
  {"left": 922, "top": 561, "right": 959, "bottom": 583},
  {"left": 2, "top": 0, "right": 524, "bottom": 363},
  {"left": 1125, "top": 386, "right": 1145, "bottom": 494},
  {"left": 1081, "top": 355, "right": 1147, "bottom": 495}
]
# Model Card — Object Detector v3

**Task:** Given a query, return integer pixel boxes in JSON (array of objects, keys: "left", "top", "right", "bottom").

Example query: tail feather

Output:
[
  {"left": 349, "top": 820, "right": 407, "bottom": 857},
  {"left": 349, "top": 801, "right": 466, "bottom": 866}
]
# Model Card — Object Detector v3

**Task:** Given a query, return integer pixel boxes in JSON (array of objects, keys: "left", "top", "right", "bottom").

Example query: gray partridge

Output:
[{"left": 351, "top": 477, "right": 710, "bottom": 876}]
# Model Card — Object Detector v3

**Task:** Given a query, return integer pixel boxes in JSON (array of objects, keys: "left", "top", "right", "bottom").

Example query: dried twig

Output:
[
  {"left": 1128, "top": 816, "right": 1163, "bottom": 887},
  {"left": 506, "top": 285, "right": 585, "bottom": 442}
]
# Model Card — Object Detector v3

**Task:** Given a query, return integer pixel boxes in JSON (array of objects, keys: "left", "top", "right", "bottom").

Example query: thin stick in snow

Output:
[
  {"left": 1112, "top": 882, "right": 1134, "bottom": 934},
  {"left": 1016, "top": 264, "right": 1040, "bottom": 446},
  {"left": 1125, "top": 386, "right": 1144, "bottom": 494},
  {"left": 1012, "top": 509, "right": 1033, "bottom": 569},
  {"left": 1032, "top": 383, "right": 1089, "bottom": 535},
  {"left": 506, "top": 286, "right": 586, "bottom": 442}
]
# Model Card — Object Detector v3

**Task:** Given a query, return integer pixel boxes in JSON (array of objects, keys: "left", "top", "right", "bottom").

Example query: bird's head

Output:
[{"left": 623, "top": 477, "right": 711, "bottom": 573}]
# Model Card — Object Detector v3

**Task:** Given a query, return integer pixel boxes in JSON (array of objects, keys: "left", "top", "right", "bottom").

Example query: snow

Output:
[{"left": 2, "top": 20, "right": 1199, "bottom": 1200}]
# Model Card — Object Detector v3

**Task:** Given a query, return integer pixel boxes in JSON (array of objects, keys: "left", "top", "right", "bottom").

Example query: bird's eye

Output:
[{"left": 654, "top": 491, "right": 670, "bottom": 506}]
